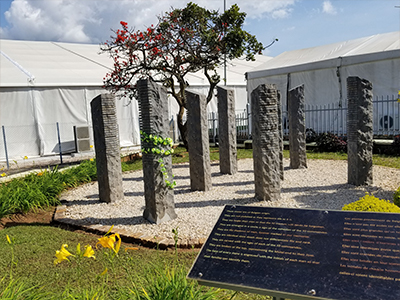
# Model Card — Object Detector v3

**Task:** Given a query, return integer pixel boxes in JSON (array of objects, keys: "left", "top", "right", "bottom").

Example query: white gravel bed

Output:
[{"left": 59, "top": 158, "right": 400, "bottom": 241}]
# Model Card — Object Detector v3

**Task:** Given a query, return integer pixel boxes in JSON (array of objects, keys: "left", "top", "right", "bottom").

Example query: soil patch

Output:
[{"left": 0, "top": 207, "right": 55, "bottom": 230}]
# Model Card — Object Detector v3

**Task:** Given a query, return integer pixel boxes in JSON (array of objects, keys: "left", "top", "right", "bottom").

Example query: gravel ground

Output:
[{"left": 59, "top": 158, "right": 400, "bottom": 241}]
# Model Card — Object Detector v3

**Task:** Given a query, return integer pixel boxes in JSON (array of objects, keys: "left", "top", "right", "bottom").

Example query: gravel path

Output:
[{"left": 59, "top": 159, "right": 400, "bottom": 243}]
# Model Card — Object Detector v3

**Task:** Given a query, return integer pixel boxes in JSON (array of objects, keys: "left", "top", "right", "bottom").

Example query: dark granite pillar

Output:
[
  {"left": 289, "top": 84, "right": 307, "bottom": 169},
  {"left": 278, "top": 91, "right": 284, "bottom": 180},
  {"left": 347, "top": 77, "right": 373, "bottom": 186},
  {"left": 186, "top": 90, "right": 212, "bottom": 191},
  {"left": 251, "top": 84, "right": 281, "bottom": 201},
  {"left": 217, "top": 86, "right": 237, "bottom": 175},
  {"left": 91, "top": 94, "right": 124, "bottom": 203},
  {"left": 137, "top": 79, "right": 177, "bottom": 224}
]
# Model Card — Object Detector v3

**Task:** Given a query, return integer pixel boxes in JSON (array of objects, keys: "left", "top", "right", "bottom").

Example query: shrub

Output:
[
  {"left": 393, "top": 186, "right": 400, "bottom": 207},
  {"left": 342, "top": 193, "right": 400, "bottom": 213},
  {"left": 315, "top": 132, "right": 347, "bottom": 153}
]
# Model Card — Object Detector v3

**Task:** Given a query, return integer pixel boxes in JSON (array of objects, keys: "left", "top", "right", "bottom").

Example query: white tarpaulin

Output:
[
  {"left": 247, "top": 31, "right": 400, "bottom": 108},
  {"left": 0, "top": 39, "right": 271, "bottom": 159}
]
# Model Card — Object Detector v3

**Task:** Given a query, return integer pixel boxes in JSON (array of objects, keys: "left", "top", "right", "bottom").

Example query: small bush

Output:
[
  {"left": 315, "top": 132, "right": 347, "bottom": 153},
  {"left": 342, "top": 193, "right": 400, "bottom": 213},
  {"left": 393, "top": 186, "right": 400, "bottom": 207}
]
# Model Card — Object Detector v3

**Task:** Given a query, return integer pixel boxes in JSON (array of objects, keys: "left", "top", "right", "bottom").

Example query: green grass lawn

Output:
[{"left": 1, "top": 146, "right": 400, "bottom": 299}]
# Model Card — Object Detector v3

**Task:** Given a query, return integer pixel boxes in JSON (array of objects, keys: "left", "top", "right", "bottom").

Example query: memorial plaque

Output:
[{"left": 188, "top": 205, "right": 400, "bottom": 300}]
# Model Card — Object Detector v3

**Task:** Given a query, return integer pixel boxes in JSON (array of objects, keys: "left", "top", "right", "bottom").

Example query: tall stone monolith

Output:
[
  {"left": 278, "top": 91, "right": 284, "bottom": 180},
  {"left": 186, "top": 90, "right": 212, "bottom": 191},
  {"left": 347, "top": 77, "right": 373, "bottom": 186},
  {"left": 217, "top": 86, "right": 237, "bottom": 175},
  {"left": 251, "top": 84, "right": 281, "bottom": 201},
  {"left": 91, "top": 94, "right": 124, "bottom": 203},
  {"left": 137, "top": 79, "right": 177, "bottom": 224},
  {"left": 289, "top": 84, "right": 307, "bottom": 169}
]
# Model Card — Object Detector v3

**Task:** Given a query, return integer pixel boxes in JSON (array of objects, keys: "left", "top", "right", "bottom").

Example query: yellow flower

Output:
[
  {"left": 90, "top": 145, "right": 94, "bottom": 148},
  {"left": 1, "top": 173, "right": 6, "bottom": 177},
  {"left": 90, "top": 158, "right": 94, "bottom": 161},
  {"left": 83, "top": 245, "right": 95, "bottom": 259},
  {"left": 96, "top": 232, "right": 121, "bottom": 255},
  {"left": 6, "top": 235, "right": 11, "bottom": 245},
  {"left": 37, "top": 172, "right": 43, "bottom": 176},
  {"left": 23, "top": 156, "right": 28, "bottom": 160},
  {"left": 54, "top": 244, "right": 74, "bottom": 265}
]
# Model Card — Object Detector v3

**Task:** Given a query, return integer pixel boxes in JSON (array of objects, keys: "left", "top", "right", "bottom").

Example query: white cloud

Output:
[
  {"left": 322, "top": 1, "right": 337, "bottom": 15},
  {"left": 0, "top": 0, "right": 296, "bottom": 43}
]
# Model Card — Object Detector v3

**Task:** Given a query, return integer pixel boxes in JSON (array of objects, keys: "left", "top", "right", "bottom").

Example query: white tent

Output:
[
  {"left": 247, "top": 31, "right": 400, "bottom": 121},
  {"left": 0, "top": 39, "right": 272, "bottom": 160}
]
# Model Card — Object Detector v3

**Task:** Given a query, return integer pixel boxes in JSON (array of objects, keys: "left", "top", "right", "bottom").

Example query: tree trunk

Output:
[{"left": 177, "top": 105, "right": 189, "bottom": 150}]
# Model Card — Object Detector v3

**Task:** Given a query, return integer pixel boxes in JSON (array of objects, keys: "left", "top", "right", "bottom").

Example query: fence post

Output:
[
  {"left": 56, "top": 122, "right": 63, "bottom": 165},
  {"left": 212, "top": 112, "right": 217, "bottom": 144},
  {"left": 2, "top": 126, "right": 9, "bottom": 170},
  {"left": 246, "top": 102, "right": 252, "bottom": 138}
]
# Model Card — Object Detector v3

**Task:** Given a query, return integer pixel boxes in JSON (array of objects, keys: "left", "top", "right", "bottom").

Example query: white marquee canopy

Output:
[{"left": 0, "top": 39, "right": 271, "bottom": 159}]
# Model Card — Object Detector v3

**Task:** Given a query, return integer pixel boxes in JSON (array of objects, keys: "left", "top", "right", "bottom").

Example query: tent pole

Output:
[
  {"left": 56, "top": 122, "right": 63, "bottom": 165},
  {"left": 2, "top": 126, "right": 9, "bottom": 170}
]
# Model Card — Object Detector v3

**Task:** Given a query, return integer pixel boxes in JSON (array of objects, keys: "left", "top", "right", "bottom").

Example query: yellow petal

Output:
[
  {"left": 60, "top": 244, "right": 73, "bottom": 257},
  {"left": 105, "top": 225, "right": 114, "bottom": 236},
  {"left": 124, "top": 247, "right": 139, "bottom": 252},
  {"left": 114, "top": 233, "right": 121, "bottom": 255},
  {"left": 6, "top": 235, "right": 11, "bottom": 245},
  {"left": 100, "top": 268, "right": 108, "bottom": 276},
  {"left": 96, "top": 236, "right": 114, "bottom": 250},
  {"left": 83, "top": 245, "right": 95, "bottom": 259},
  {"left": 54, "top": 250, "right": 70, "bottom": 265}
]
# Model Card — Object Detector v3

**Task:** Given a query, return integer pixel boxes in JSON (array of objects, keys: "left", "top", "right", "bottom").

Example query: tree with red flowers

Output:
[{"left": 102, "top": 2, "right": 269, "bottom": 148}]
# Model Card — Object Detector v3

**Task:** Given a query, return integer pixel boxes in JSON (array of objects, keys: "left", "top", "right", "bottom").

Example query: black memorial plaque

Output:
[{"left": 187, "top": 205, "right": 400, "bottom": 300}]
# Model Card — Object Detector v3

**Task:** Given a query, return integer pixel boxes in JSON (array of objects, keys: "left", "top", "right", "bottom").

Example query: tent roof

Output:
[
  {"left": 247, "top": 31, "right": 400, "bottom": 80},
  {"left": 0, "top": 39, "right": 272, "bottom": 88}
]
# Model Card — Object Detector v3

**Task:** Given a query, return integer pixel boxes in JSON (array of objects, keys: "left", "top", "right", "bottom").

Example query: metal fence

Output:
[{"left": 208, "top": 95, "right": 400, "bottom": 142}]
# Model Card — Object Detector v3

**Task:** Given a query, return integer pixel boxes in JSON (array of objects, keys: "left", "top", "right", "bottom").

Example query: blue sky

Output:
[{"left": 0, "top": 0, "right": 399, "bottom": 57}]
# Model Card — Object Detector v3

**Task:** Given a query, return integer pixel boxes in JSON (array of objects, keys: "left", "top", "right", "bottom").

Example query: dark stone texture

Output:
[
  {"left": 186, "top": 90, "right": 212, "bottom": 191},
  {"left": 277, "top": 91, "right": 284, "bottom": 180},
  {"left": 251, "top": 84, "right": 281, "bottom": 201},
  {"left": 347, "top": 77, "right": 373, "bottom": 186},
  {"left": 137, "top": 79, "right": 177, "bottom": 224},
  {"left": 217, "top": 86, "right": 237, "bottom": 175},
  {"left": 91, "top": 94, "right": 124, "bottom": 203},
  {"left": 289, "top": 85, "right": 307, "bottom": 169},
  {"left": 188, "top": 205, "right": 400, "bottom": 300}
]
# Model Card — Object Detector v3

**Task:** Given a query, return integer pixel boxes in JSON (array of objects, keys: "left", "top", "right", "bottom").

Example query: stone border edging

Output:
[{"left": 53, "top": 205, "right": 206, "bottom": 250}]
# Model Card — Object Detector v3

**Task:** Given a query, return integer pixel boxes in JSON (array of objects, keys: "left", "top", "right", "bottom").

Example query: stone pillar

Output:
[
  {"left": 137, "top": 79, "right": 177, "bottom": 224},
  {"left": 251, "top": 84, "right": 281, "bottom": 201},
  {"left": 288, "top": 84, "right": 307, "bottom": 169},
  {"left": 217, "top": 86, "right": 237, "bottom": 175},
  {"left": 91, "top": 94, "right": 124, "bottom": 203},
  {"left": 347, "top": 77, "right": 373, "bottom": 186},
  {"left": 277, "top": 91, "right": 284, "bottom": 180},
  {"left": 186, "top": 90, "right": 212, "bottom": 191}
]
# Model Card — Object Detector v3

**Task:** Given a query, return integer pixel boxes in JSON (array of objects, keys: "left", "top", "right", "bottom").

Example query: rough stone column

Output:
[
  {"left": 277, "top": 91, "right": 284, "bottom": 180},
  {"left": 347, "top": 77, "right": 373, "bottom": 186},
  {"left": 186, "top": 90, "right": 212, "bottom": 191},
  {"left": 251, "top": 84, "right": 281, "bottom": 201},
  {"left": 137, "top": 79, "right": 177, "bottom": 224},
  {"left": 91, "top": 94, "right": 124, "bottom": 203},
  {"left": 217, "top": 86, "right": 237, "bottom": 175},
  {"left": 288, "top": 84, "right": 307, "bottom": 169}
]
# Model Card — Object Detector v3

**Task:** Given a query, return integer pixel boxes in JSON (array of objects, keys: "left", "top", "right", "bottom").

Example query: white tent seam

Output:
[
  {"left": 0, "top": 50, "right": 35, "bottom": 83},
  {"left": 51, "top": 42, "right": 112, "bottom": 71}
]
